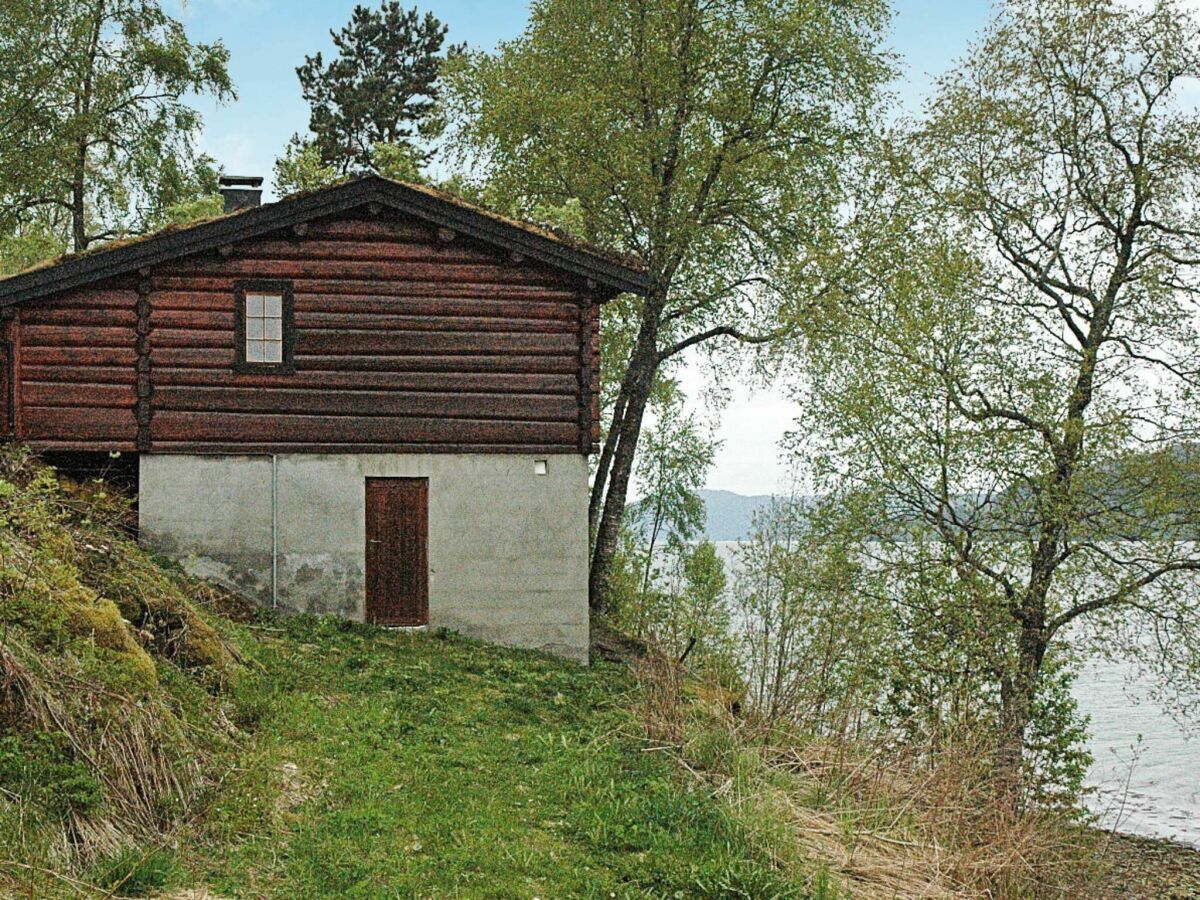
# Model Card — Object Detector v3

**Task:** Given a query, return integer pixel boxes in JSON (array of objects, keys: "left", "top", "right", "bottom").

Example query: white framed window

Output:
[
  {"left": 235, "top": 280, "right": 293, "bottom": 372},
  {"left": 245, "top": 292, "right": 284, "bottom": 363}
]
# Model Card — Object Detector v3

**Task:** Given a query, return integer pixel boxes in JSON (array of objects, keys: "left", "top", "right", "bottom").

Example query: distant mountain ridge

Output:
[
  {"left": 697, "top": 489, "right": 775, "bottom": 542},
  {"left": 627, "top": 489, "right": 777, "bottom": 543}
]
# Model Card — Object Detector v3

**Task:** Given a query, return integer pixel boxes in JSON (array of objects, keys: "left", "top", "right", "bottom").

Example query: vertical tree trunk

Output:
[
  {"left": 589, "top": 295, "right": 664, "bottom": 609},
  {"left": 995, "top": 617, "right": 1049, "bottom": 808},
  {"left": 589, "top": 380, "right": 630, "bottom": 541},
  {"left": 69, "top": 0, "right": 105, "bottom": 252},
  {"left": 71, "top": 143, "right": 88, "bottom": 252},
  {"left": 641, "top": 501, "right": 665, "bottom": 594}
]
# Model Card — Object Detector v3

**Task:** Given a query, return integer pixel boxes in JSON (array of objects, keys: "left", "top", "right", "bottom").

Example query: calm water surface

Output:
[{"left": 1076, "top": 659, "right": 1199, "bottom": 847}]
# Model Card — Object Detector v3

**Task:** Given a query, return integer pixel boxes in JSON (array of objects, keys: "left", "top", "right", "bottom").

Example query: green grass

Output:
[
  {"left": 172, "top": 616, "right": 804, "bottom": 898},
  {"left": 0, "top": 446, "right": 808, "bottom": 897}
]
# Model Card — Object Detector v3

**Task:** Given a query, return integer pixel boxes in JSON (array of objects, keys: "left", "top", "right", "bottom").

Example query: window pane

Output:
[{"left": 242, "top": 291, "right": 287, "bottom": 367}]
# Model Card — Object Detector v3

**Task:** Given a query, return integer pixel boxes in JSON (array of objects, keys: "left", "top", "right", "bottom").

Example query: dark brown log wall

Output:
[
  {"left": 10, "top": 209, "right": 603, "bottom": 454},
  {"left": 15, "top": 282, "right": 139, "bottom": 450},
  {"left": 0, "top": 308, "right": 13, "bottom": 436}
]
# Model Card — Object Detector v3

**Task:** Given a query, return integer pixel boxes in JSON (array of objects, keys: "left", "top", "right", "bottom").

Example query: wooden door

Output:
[{"left": 365, "top": 477, "right": 429, "bottom": 626}]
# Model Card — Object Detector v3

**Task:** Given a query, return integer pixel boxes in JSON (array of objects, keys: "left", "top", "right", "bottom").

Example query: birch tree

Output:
[
  {"left": 445, "top": 0, "right": 890, "bottom": 607},
  {"left": 0, "top": 0, "right": 233, "bottom": 252},
  {"left": 794, "top": 0, "right": 1200, "bottom": 797}
]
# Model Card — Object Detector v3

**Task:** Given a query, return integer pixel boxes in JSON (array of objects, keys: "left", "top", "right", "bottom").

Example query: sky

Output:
[{"left": 173, "top": 0, "right": 1011, "bottom": 496}]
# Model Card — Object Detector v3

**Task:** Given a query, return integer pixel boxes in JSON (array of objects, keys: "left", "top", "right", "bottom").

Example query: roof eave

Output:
[{"left": 0, "top": 176, "right": 649, "bottom": 306}]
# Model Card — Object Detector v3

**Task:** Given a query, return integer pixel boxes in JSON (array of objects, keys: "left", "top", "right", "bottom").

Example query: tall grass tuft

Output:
[{"left": 0, "top": 447, "right": 243, "bottom": 866}]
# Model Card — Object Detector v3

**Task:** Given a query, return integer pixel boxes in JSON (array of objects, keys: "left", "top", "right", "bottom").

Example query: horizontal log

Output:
[
  {"left": 295, "top": 353, "right": 579, "bottom": 374},
  {"left": 21, "top": 325, "right": 134, "bottom": 348},
  {"left": 22, "top": 365, "right": 135, "bottom": 386},
  {"left": 151, "top": 308, "right": 235, "bottom": 330},
  {"left": 147, "top": 328, "right": 577, "bottom": 354},
  {"left": 293, "top": 295, "right": 577, "bottom": 321},
  {"left": 21, "top": 347, "right": 136, "bottom": 367},
  {"left": 20, "top": 289, "right": 137, "bottom": 311},
  {"left": 305, "top": 218, "right": 433, "bottom": 242},
  {"left": 147, "top": 310, "right": 577, "bottom": 338},
  {"left": 148, "top": 441, "right": 579, "bottom": 454},
  {"left": 151, "top": 291, "right": 234, "bottom": 311},
  {"left": 153, "top": 367, "right": 578, "bottom": 394},
  {"left": 150, "top": 275, "right": 583, "bottom": 302},
  {"left": 297, "top": 312, "right": 569, "bottom": 335},
  {"left": 24, "top": 439, "right": 139, "bottom": 452},
  {"left": 22, "top": 406, "right": 136, "bottom": 440},
  {"left": 150, "top": 348, "right": 579, "bottom": 374},
  {"left": 152, "top": 348, "right": 235, "bottom": 369},
  {"left": 298, "top": 330, "right": 575, "bottom": 356},
  {"left": 23, "top": 382, "right": 136, "bottom": 408},
  {"left": 154, "top": 327, "right": 236, "bottom": 349},
  {"left": 235, "top": 239, "right": 497, "bottom": 265},
  {"left": 163, "top": 257, "right": 572, "bottom": 288},
  {"left": 20, "top": 307, "right": 137, "bottom": 328},
  {"left": 150, "top": 411, "right": 577, "bottom": 445},
  {"left": 150, "top": 292, "right": 580, "bottom": 322},
  {"left": 152, "top": 386, "right": 577, "bottom": 420}
]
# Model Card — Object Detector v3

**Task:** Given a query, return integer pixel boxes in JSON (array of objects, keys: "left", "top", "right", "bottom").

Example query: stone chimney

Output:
[{"left": 219, "top": 175, "right": 263, "bottom": 213}]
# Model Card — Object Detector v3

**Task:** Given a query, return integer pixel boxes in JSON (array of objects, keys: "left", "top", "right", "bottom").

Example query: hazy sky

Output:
[{"left": 175, "top": 0, "right": 1011, "bottom": 495}]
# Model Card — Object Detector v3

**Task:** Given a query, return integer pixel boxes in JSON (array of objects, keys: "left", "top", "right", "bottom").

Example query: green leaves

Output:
[
  {"left": 450, "top": 0, "right": 890, "bottom": 281},
  {"left": 789, "top": 0, "right": 1200, "bottom": 791},
  {"left": 295, "top": 2, "right": 461, "bottom": 176},
  {"left": 445, "top": 0, "right": 891, "bottom": 602},
  {"left": 0, "top": 0, "right": 235, "bottom": 257}
]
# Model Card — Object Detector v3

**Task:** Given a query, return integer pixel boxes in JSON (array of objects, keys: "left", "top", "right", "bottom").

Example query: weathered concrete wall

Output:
[{"left": 138, "top": 453, "right": 590, "bottom": 662}]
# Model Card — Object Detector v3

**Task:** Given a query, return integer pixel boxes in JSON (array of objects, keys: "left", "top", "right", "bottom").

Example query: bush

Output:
[{"left": 634, "top": 649, "right": 1100, "bottom": 899}]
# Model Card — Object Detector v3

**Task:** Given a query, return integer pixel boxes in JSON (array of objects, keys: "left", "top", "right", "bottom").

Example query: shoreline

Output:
[{"left": 1090, "top": 829, "right": 1200, "bottom": 898}]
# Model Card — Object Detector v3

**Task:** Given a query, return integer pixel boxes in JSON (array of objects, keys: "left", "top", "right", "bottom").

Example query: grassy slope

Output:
[
  {"left": 0, "top": 448, "right": 245, "bottom": 890},
  {"left": 0, "top": 446, "right": 809, "bottom": 898},
  {"left": 6, "top": 450, "right": 1192, "bottom": 898},
  {"left": 180, "top": 617, "right": 806, "bottom": 899}
]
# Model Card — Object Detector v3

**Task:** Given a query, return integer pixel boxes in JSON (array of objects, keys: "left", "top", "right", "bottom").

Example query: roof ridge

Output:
[{"left": 0, "top": 175, "right": 649, "bottom": 305}]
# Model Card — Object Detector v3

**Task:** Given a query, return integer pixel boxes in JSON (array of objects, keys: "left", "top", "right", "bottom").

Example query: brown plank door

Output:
[{"left": 365, "top": 477, "right": 429, "bottom": 626}]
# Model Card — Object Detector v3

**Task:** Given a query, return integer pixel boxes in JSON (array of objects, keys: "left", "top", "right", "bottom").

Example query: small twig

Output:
[{"left": 677, "top": 636, "right": 698, "bottom": 665}]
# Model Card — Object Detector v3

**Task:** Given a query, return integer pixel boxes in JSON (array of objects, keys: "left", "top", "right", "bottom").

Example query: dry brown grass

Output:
[
  {"left": 634, "top": 649, "right": 1103, "bottom": 899},
  {"left": 0, "top": 447, "right": 243, "bottom": 865},
  {"left": 0, "top": 633, "right": 207, "bottom": 862}
]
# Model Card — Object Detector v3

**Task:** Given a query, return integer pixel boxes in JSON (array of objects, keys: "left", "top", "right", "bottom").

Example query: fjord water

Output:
[
  {"left": 706, "top": 541, "right": 1199, "bottom": 847},
  {"left": 1076, "top": 657, "right": 1199, "bottom": 847}
]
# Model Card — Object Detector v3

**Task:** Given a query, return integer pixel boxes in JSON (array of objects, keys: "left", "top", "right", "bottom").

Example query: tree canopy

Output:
[
  {"left": 293, "top": 2, "right": 459, "bottom": 177},
  {"left": 0, "top": 0, "right": 233, "bottom": 255},
  {"left": 790, "top": 0, "right": 1200, "bottom": 795},
  {"left": 446, "top": 0, "right": 892, "bottom": 606}
]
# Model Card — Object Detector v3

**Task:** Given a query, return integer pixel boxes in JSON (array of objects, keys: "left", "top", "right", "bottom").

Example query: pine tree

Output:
[{"left": 295, "top": 3, "right": 460, "bottom": 175}]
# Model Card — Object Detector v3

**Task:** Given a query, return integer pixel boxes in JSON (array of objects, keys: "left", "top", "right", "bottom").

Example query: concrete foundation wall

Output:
[{"left": 138, "top": 453, "right": 590, "bottom": 663}]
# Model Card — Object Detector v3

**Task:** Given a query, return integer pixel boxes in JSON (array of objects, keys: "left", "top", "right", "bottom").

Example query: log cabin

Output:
[{"left": 0, "top": 175, "right": 649, "bottom": 663}]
